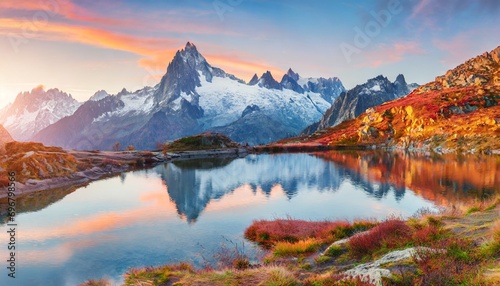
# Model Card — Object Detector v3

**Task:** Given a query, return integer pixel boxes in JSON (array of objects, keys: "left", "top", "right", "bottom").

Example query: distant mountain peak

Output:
[
  {"left": 117, "top": 88, "right": 130, "bottom": 97},
  {"left": 89, "top": 90, "right": 109, "bottom": 101},
  {"left": 395, "top": 74, "right": 406, "bottom": 84},
  {"left": 178, "top": 42, "right": 207, "bottom": 68},
  {"left": 0, "top": 87, "right": 81, "bottom": 141},
  {"left": 286, "top": 68, "right": 300, "bottom": 81},
  {"left": 281, "top": 71, "right": 304, "bottom": 93},
  {"left": 248, "top": 73, "right": 259, "bottom": 85},
  {"left": 154, "top": 42, "right": 244, "bottom": 105},
  {"left": 306, "top": 73, "right": 416, "bottom": 134},
  {"left": 258, "top": 71, "right": 282, "bottom": 90}
]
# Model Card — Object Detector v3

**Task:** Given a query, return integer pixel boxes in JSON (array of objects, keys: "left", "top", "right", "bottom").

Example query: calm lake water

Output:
[{"left": 1, "top": 151, "right": 498, "bottom": 285}]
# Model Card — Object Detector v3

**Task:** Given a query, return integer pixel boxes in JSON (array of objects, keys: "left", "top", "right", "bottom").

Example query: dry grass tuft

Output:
[
  {"left": 78, "top": 279, "right": 111, "bottom": 286},
  {"left": 273, "top": 238, "right": 321, "bottom": 257}
]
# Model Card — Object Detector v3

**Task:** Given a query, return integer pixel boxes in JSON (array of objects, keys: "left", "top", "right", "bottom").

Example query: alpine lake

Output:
[{"left": 1, "top": 150, "right": 498, "bottom": 285}]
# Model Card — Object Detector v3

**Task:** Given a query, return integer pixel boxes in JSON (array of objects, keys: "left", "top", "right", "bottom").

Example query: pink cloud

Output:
[
  {"left": 361, "top": 41, "right": 425, "bottom": 68},
  {"left": 0, "top": 0, "right": 265, "bottom": 83},
  {"left": 409, "top": 0, "right": 431, "bottom": 19},
  {"left": 433, "top": 27, "right": 499, "bottom": 67}
]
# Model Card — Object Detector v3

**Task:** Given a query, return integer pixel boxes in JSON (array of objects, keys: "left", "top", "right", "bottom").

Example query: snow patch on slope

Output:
[{"left": 197, "top": 75, "right": 330, "bottom": 129}]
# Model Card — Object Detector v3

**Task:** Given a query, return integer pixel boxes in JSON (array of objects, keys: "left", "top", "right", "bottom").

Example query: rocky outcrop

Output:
[
  {"left": 425, "top": 46, "right": 500, "bottom": 92},
  {"left": 344, "top": 247, "right": 439, "bottom": 286}
]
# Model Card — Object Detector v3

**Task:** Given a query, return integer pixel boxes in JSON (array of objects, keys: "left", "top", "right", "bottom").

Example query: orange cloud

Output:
[
  {"left": 0, "top": 0, "right": 136, "bottom": 27},
  {"left": 137, "top": 50, "right": 286, "bottom": 84},
  {"left": 207, "top": 54, "right": 285, "bottom": 81},
  {"left": 0, "top": 3, "right": 279, "bottom": 84}
]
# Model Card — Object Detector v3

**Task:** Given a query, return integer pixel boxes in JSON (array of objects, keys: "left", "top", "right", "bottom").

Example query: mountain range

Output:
[
  {"left": 0, "top": 86, "right": 81, "bottom": 141},
  {"left": 294, "top": 46, "right": 500, "bottom": 153},
  {"left": 303, "top": 74, "right": 418, "bottom": 134},
  {"left": 1, "top": 42, "right": 348, "bottom": 150}
]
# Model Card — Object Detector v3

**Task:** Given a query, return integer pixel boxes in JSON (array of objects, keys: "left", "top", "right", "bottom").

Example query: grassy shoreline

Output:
[{"left": 82, "top": 197, "right": 500, "bottom": 286}]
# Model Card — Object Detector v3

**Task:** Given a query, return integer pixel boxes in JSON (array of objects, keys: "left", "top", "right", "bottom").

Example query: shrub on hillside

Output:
[
  {"left": 245, "top": 218, "right": 377, "bottom": 248},
  {"left": 348, "top": 217, "right": 412, "bottom": 258}
]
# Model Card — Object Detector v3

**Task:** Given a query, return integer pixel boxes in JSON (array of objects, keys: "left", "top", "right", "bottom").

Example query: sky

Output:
[{"left": 0, "top": 0, "right": 499, "bottom": 108}]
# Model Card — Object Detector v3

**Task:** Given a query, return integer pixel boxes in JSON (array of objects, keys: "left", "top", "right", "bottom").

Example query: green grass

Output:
[
  {"left": 314, "top": 256, "right": 330, "bottom": 265},
  {"left": 125, "top": 267, "right": 172, "bottom": 285},
  {"left": 485, "top": 199, "right": 499, "bottom": 211},
  {"left": 325, "top": 245, "right": 343, "bottom": 257},
  {"left": 124, "top": 263, "right": 193, "bottom": 285},
  {"left": 465, "top": 206, "right": 482, "bottom": 215}
]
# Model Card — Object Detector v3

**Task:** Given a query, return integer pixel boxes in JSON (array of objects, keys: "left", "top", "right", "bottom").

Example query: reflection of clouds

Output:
[
  {"left": 204, "top": 184, "right": 281, "bottom": 213},
  {"left": 21, "top": 189, "right": 173, "bottom": 242},
  {"left": 158, "top": 154, "right": 344, "bottom": 222},
  {"left": 14, "top": 236, "right": 117, "bottom": 266}
]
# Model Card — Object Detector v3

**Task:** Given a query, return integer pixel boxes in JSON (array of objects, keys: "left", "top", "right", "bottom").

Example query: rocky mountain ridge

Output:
[
  {"left": 293, "top": 46, "right": 500, "bottom": 153},
  {"left": 303, "top": 74, "right": 417, "bottom": 135},
  {"left": 0, "top": 86, "right": 81, "bottom": 141},
  {"left": 28, "top": 42, "right": 345, "bottom": 150},
  {"left": 0, "top": 125, "right": 14, "bottom": 153}
]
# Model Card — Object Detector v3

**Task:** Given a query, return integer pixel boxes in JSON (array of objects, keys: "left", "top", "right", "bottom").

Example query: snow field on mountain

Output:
[{"left": 197, "top": 75, "right": 330, "bottom": 129}]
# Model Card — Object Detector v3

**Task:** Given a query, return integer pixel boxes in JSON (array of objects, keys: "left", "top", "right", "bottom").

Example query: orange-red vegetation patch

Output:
[
  {"left": 348, "top": 218, "right": 413, "bottom": 258},
  {"left": 0, "top": 141, "right": 78, "bottom": 185},
  {"left": 244, "top": 218, "right": 376, "bottom": 248}
]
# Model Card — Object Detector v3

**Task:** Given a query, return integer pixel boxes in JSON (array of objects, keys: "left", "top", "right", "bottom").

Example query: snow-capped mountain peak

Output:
[
  {"left": 286, "top": 68, "right": 300, "bottom": 81},
  {"left": 33, "top": 42, "right": 346, "bottom": 150},
  {"left": 257, "top": 71, "right": 282, "bottom": 90},
  {"left": 89, "top": 90, "right": 109, "bottom": 101},
  {"left": 0, "top": 86, "right": 82, "bottom": 140},
  {"left": 281, "top": 69, "right": 304, "bottom": 94},
  {"left": 248, "top": 74, "right": 259, "bottom": 85}
]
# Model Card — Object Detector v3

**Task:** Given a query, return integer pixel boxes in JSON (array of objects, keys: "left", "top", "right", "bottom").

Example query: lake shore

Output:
[
  {"left": 114, "top": 197, "right": 500, "bottom": 286},
  {"left": 0, "top": 147, "right": 250, "bottom": 201}
]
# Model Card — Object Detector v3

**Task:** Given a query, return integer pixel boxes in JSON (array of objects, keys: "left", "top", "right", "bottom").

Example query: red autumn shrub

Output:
[
  {"left": 413, "top": 225, "right": 441, "bottom": 245},
  {"left": 414, "top": 238, "right": 481, "bottom": 285},
  {"left": 348, "top": 218, "right": 412, "bottom": 257},
  {"left": 244, "top": 219, "right": 354, "bottom": 247}
]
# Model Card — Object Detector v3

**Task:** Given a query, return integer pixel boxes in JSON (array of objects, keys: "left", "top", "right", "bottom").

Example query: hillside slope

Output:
[
  {"left": 291, "top": 46, "right": 500, "bottom": 153},
  {"left": 0, "top": 125, "right": 14, "bottom": 153}
]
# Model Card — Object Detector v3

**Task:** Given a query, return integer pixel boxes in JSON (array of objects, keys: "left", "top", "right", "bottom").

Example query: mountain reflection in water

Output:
[
  {"left": 2, "top": 151, "right": 497, "bottom": 226},
  {"left": 158, "top": 152, "right": 498, "bottom": 223},
  {"left": 1, "top": 151, "right": 498, "bottom": 285},
  {"left": 315, "top": 151, "right": 498, "bottom": 206}
]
